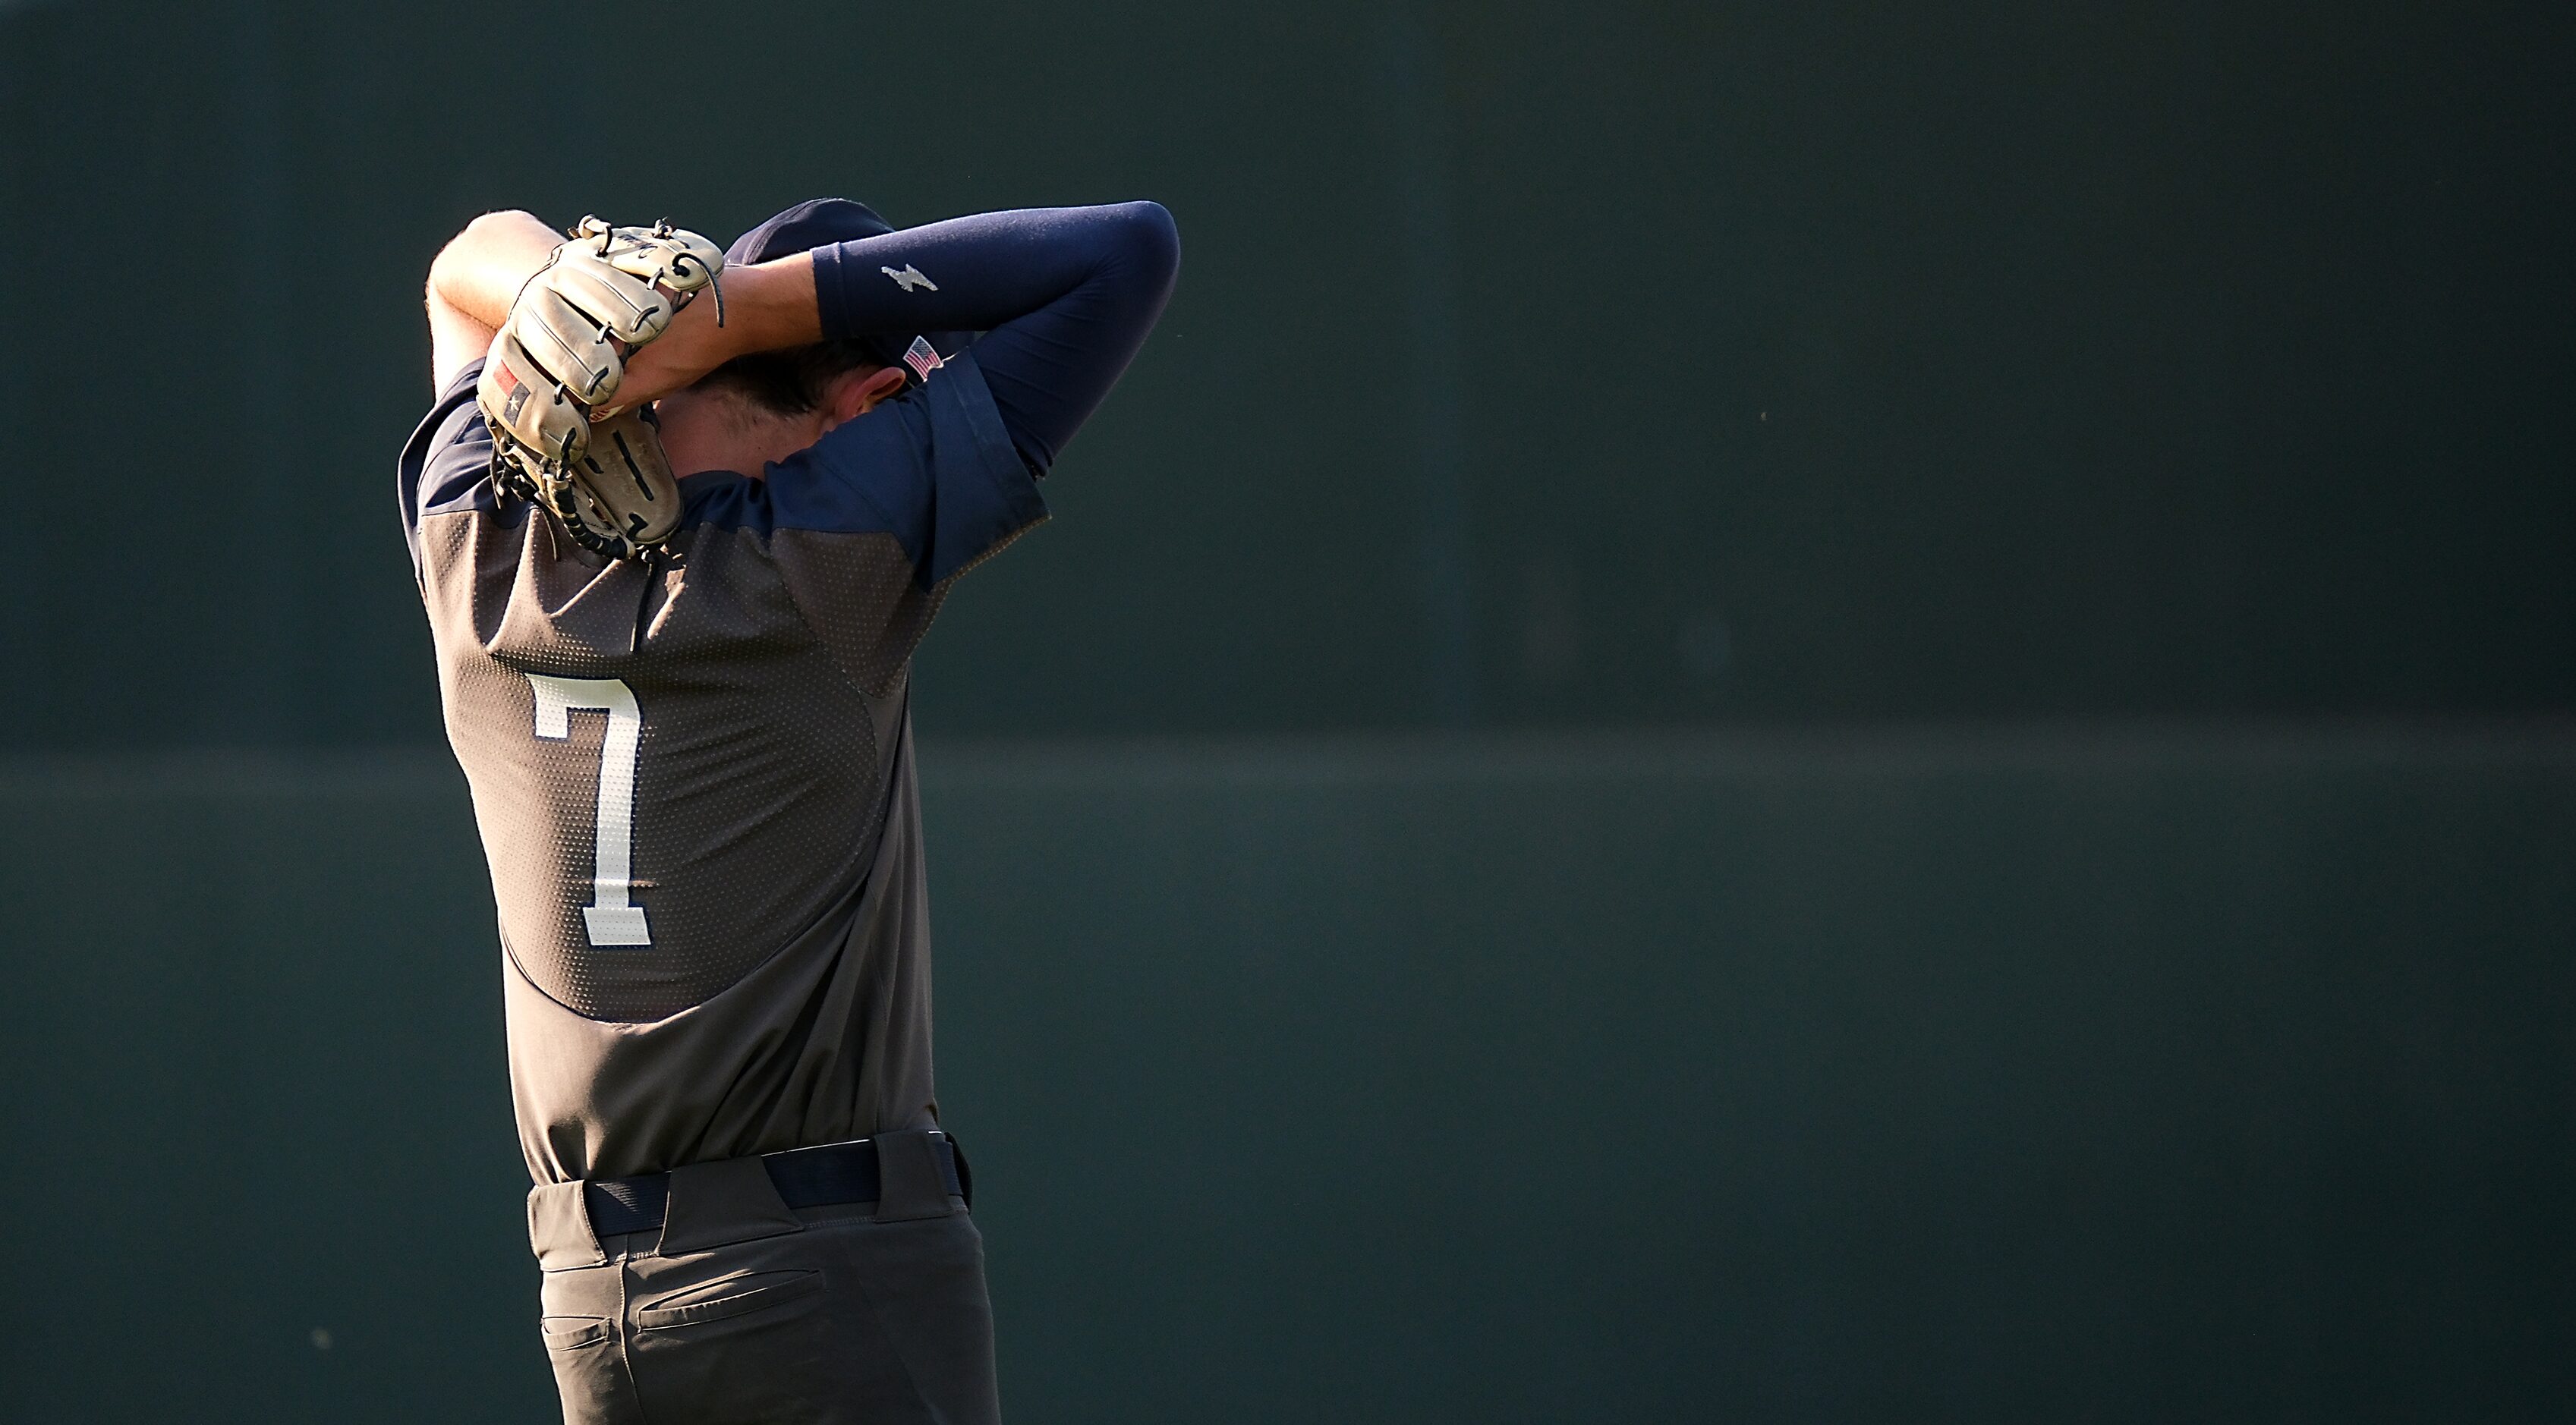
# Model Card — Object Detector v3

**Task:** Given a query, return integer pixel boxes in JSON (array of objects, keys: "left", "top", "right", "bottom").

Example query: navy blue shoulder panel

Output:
[
  {"left": 394, "top": 359, "right": 510, "bottom": 577},
  {"left": 680, "top": 349, "right": 1047, "bottom": 590}
]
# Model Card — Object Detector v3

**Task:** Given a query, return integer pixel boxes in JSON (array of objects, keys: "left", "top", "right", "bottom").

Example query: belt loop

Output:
[
  {"left": 872, "top": 1128, "right": 962, "bottom": 1222},
  {"left": 658, "top": 1154, "right": 805, "bottom": 1255},
  {"left": 527, "top": 1181, "right": 607, "bottom": 1269},
  {"left": 947, "top": 1131, "right": 973, "bottom": 1209}
]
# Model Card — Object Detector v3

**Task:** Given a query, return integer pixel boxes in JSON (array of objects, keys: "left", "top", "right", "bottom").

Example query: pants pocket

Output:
[
  {"left": 541, "top": 1314, "right": 612, "bottom": 1351},
  {"left": 628, "top": 1263, "right": 835, "bottom": 1422},
  {"left": 635, "top": 1269, "right": 824, "bottom": 1332},
  {"left": 538, "top": 1265, "right": 639, "bottom": 1424}
]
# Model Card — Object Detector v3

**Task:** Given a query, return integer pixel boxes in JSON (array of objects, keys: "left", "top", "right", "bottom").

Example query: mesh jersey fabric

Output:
[{"left": 396, "top": 351, "right": 1044, "bottom": 1184}]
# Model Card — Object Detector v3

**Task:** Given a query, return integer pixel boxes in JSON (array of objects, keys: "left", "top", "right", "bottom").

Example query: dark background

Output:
[{"left": 2, "top": 0, "right": 2571, "bottom": 1420}]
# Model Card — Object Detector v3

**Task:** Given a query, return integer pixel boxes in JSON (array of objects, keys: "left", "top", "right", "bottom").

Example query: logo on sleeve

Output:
[
  {"left": 902, "top": 335, "right": 945, "bottom": 382},
  {"left": 881, "top": 264, "right": 938, "bottom": 294}
]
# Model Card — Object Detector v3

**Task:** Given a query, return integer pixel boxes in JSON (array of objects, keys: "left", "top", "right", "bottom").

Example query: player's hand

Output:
[
  {"left": 478, "top": 219, "right": 723, "bottom": 466},
  {"left": 599, "top": 294, "right": 736, "bottom": 417}
]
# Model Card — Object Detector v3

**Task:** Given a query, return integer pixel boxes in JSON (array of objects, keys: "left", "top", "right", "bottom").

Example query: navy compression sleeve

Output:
[{"left": 811, "top": 202, "right": 1180, "bottom": 473}]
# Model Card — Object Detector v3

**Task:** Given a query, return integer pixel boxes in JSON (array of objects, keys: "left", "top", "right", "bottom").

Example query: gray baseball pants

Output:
[{"left": 525, "top": 1130, "right": 1000, "bottom": 1424}]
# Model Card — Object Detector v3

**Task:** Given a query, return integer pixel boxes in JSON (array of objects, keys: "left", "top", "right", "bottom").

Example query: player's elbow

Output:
[
  {"left": 1104, "top": 200, "right": 1181, "bottom": 295},
  {"left": 429, "top": 210, "right": 542, "bottom": 294}
]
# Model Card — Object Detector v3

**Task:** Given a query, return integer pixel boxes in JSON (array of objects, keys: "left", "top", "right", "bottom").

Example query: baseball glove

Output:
[{"left": 477, "top": 217, "right": 723, "bottom": 558}]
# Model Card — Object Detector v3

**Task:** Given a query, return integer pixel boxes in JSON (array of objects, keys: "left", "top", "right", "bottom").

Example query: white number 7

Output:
[{"left": 527, "top": 674, "right": 652, "bottom": 947}]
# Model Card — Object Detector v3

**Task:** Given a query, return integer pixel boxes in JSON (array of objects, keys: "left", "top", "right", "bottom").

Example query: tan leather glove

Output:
[{"left": 477, "top": 218, "right": 722, "bottom": 558}]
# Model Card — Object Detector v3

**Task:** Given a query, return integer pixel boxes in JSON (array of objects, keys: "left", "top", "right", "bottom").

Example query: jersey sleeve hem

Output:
[
  {"left": 923, "top": 348, "right": 1050, "bottom": 588},
  {"left": 395, "top": 357, "right": 498, "bottom": 580}
]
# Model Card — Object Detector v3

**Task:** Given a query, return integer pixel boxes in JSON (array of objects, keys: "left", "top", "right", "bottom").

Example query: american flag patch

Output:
[{"left": 903, "top": 335, "right": 944, "bottom": 382}]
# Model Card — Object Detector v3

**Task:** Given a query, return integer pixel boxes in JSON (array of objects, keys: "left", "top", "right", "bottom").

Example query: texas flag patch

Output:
[
  {"left": 902, "top": 335, "right": 944, "bottom": 383},
  {"left": 491, "top": 359, "right": 532, "bottom": 421}
]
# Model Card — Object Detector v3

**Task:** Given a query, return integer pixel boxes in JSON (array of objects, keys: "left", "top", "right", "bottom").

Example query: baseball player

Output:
[{"left": 399, "top": 196, "right": 1179, "bottom": 1423}]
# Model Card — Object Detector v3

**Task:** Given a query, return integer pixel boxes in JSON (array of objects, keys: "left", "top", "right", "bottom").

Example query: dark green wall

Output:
[
  {"left": 1, "top": 0, "right": 2569, "bottom": 747},
  {"left": 5, "top": 735, "right": 2571, "bottom": 1420},
  {"left": 3, "top": 3, "right": 2571, "bottom": 1420}
]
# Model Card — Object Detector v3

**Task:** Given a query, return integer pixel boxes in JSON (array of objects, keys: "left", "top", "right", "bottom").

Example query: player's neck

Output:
[{"left": 653, "top": 390, "right": 827, "bottom": 480}]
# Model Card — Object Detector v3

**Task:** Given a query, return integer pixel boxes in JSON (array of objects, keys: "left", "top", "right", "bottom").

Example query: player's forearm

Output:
[
  {"left": 424, "top": 209, "right": 824, "bottom": 407},
  {"left": 605, "top": 254, "right": 823, "bottom": 411}
]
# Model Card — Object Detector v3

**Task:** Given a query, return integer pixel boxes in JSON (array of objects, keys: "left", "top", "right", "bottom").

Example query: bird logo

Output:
[{"left": 881, "top": 264, "right": 939, "bottom": 294}]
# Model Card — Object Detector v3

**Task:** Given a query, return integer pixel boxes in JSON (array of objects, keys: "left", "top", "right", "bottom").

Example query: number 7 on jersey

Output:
[{"left": 527, "top": 674, "right": 653, "bottom": 947}]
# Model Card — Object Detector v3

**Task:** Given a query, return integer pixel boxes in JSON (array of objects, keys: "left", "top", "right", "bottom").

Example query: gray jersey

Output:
[{"left": 396, "top": 353, "right": 1045, "bottom": 1184}]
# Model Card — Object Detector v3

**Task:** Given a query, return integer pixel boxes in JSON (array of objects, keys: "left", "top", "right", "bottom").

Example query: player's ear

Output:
[
  {"left": 855, "top": 363, "right": 909, "bottom": 412},
  {"left": 820, "top": 364, "right": 911, "bottom": 429}
]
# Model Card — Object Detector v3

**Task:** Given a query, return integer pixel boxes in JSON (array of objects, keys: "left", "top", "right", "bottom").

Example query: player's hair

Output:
[{"left": 698, "top": 339, "right": 886, "bottom": 417}]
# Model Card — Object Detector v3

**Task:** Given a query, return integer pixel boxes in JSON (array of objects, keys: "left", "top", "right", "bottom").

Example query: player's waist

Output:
[{"left": 536, "top": 1131, "right": 969, "bottom": 1257}]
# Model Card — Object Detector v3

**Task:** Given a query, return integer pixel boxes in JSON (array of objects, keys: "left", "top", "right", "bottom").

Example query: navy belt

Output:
[{"left": 583, "top": 1134, "right": 970, "bottom": 1238}]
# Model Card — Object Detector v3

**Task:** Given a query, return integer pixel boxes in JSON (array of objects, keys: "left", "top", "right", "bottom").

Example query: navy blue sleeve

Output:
[
  {"left": 809, "top": 202, "right": 1180, "bottom": 473},
  {"left": 393, "top": 359, "right": 506, "bottom": 580},
  {"left": 681, "top": 350, "right": 1046, "bottom": 591}
]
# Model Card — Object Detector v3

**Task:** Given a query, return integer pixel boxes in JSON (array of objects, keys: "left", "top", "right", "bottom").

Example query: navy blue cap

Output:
[
  {"left": 726, "top": 197, "right": 896, "bottom": 266},
  {"left": 728, "top": 198, "right": 958, "bottom": 385}
]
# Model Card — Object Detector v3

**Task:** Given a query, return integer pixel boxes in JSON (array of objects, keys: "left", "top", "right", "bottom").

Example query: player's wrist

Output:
[{"left": 720, "top": 253, "right": 824, "bottom": 359}]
